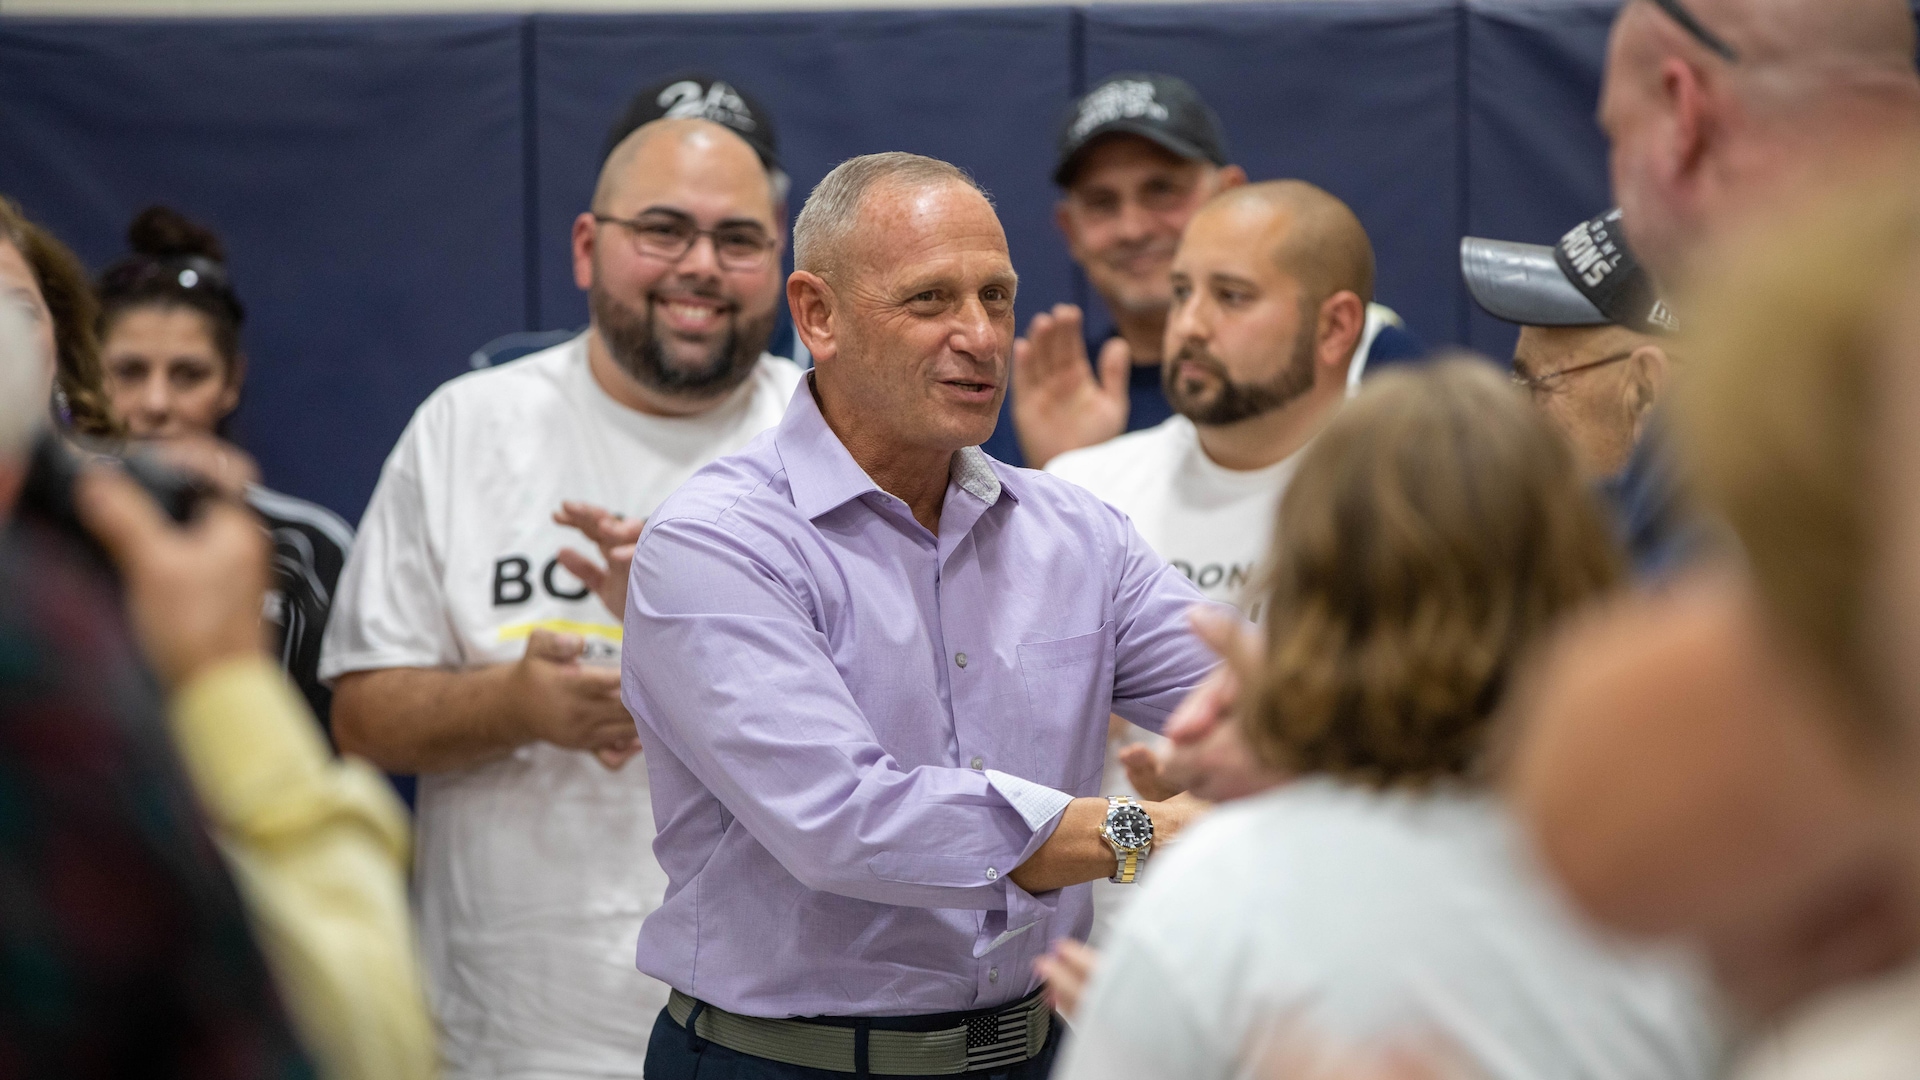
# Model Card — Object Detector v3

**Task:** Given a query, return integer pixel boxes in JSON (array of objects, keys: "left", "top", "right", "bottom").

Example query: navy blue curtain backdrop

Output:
[
  {"left": 0, "top": 17, "right": 526, "bottom": 518},
  {"left": 0, "top": 0, "right": 1720, "bottom": 520}
]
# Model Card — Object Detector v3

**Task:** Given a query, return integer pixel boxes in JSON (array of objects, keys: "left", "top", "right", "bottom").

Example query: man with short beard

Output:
[
  {"left": 321, "top": 117, "right": 799, "bottom": 1078},
  {"left": 1044, "top": 179, "right": 1373, "bottom": 945}
]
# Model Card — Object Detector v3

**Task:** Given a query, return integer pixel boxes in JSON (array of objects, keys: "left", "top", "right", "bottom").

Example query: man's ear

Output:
[
  {"left": 1054, "top": 200, "right": 1087, "bottom": 265},
  {"left": 1625, "top": 343, "right": 1671, "bottom": 431},
  {"left": 572, "top": 212, "right": 599, "bottom": 292},
  {"left": 788, "top": 271, "right": 837, "bottom": 365},
  {"left": 1661, "top": 56, "right": 1715, "bottom": 192},
  {"left": 1316, "top": 290, "right": 1367, "bottom": 382},
  {"left": 1216, "top": 165, "right": 1249, "bottom": 193}
]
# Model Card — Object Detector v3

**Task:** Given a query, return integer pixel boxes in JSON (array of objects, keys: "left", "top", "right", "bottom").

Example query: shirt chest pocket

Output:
[{"left": 1014, "top": 624, "right": 1115, "bottom": 791}]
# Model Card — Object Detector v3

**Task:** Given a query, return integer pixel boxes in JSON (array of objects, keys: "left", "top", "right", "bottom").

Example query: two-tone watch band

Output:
[{"left": 1112, "top": 845, "right": 1143, "bottom": 884}]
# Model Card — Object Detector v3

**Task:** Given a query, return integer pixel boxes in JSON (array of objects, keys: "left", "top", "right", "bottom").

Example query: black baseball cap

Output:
[
  {"left": 604, "top": 73, "right": 781, "bottom": 173},
  {"left": 1461, "top": 209, "right": 1678, "bottom": 335},
  {"left": 1054, "top": 73, "right": 1229, "bottom": 187}
]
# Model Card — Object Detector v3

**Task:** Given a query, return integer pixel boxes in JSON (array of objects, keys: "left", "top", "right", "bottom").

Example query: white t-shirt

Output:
[
  {"left": 1046, "top": 415, "right": 1301, "bottom": 943},
  {"left": 1057, "top": 780, "right": 1727, "bottom": 1080},
  {"left": 1046, "top": 414, "right": 1298, "bottom": 614},
  {"left": 319, "top": 335, "right": 801, "bottom": 1079}
]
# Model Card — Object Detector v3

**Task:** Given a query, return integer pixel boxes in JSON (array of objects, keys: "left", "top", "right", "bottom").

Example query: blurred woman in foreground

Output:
[{"left": 1056, "top": 360, "right": 1725, "bottom": 1080}]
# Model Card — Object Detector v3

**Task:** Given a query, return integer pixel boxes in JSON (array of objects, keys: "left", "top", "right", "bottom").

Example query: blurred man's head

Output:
[
  {"left": 1054, "top": 75, "right": 1246, "bottom": 331},
  {"left": 1599, "top": 0, "right": 1920, "bottom": 286},
  {"left": 1464, "top": 210, "right": 1676, "bottom": 479},
  {"left": 572, "top": 118, "right": 783, "bottom": 407},
  {"left": 1163, "top": 181, "right": 1370, "bottom": 427},
  {"left": 789, "top": 153, "right": 1017, "bottom": 457}
]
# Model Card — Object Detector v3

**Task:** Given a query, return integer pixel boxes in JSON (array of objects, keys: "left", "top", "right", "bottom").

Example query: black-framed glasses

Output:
[
  {"left": 592, "top": 212, "right": 776, "bottom": 272},
  {"left": 1647, "top": 0, "right": 1741, "bottom": 62},
  {"left": 1511, "top": 350, "right": 1634, "bottom": 396}
]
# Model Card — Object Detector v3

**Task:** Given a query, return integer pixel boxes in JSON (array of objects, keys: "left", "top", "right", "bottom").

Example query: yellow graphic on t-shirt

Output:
[{"left": 496, "top": 619, "right": 624, "bottom": 664}]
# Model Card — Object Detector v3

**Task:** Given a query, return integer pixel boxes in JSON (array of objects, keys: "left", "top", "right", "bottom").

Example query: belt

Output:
[{"left": 668, "top": 988, "right": 1052, "bottom": 1076}]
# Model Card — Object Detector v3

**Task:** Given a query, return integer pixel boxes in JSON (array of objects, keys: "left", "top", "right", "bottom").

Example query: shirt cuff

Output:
[
  {"left": 978, "top": 771, "right": 1074, "bottom": 956},
  {"left": 984, "top": 769, "right": 1073, "bottom": 831}
]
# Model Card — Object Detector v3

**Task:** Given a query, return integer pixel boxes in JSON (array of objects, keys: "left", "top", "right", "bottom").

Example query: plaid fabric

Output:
[{"left": 0, "top": 518, "right": 315, "bottom": 1079}]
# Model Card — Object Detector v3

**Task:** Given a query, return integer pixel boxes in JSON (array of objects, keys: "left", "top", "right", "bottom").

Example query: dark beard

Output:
[
  {"left": 589, "top": 281, "right": 774, "bottom": 399},
  {"left": 1163, "top": 315, "right": 1319, "bottom": 426}
]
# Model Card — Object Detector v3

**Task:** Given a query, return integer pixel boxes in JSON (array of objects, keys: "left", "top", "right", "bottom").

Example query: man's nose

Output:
[
  {"left": 949, "top": 298, "right": 1004, "bottom": 363},
  {"left": 673, "top": 232, "right": 724, "bottom": 279},
  {"left": 1114, "top": 196, "right": 1157, "bottom": 243}
]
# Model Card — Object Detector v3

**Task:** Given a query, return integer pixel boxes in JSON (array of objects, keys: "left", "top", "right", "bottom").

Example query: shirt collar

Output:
[{"left": 774, "top": 375, "right": 1012, "bottom": 521}]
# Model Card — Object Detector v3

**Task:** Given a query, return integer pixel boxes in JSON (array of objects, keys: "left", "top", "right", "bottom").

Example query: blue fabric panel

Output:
[
  {"left": 1463, "top": 0, "right": 1619, "bottom": 361},
  {"left": 0, "top": 17, "right": 526, "bottom": 524},
  {"left": 1083, "top": 1, "right": 1463, "bottom": 362},
  {"left": 530, "top": 9, "right": 1078, "bottom": 465}
]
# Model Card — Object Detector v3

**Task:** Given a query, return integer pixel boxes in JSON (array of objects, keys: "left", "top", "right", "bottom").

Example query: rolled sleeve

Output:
[{"left": 624, "top": 517, "right": 1062, "bottom": 912}]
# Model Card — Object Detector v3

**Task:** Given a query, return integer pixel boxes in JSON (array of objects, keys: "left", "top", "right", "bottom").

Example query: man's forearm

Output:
[{"left": 332, "top": 665, "right": 528, "bottom": 773}]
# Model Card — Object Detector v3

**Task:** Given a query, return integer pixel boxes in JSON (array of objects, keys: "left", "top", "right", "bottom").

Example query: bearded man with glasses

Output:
[{"left": 322, "top": 118, "right": 800, "bottom": 1078}]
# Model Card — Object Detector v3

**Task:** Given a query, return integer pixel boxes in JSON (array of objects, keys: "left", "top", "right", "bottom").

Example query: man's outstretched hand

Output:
[
  {"left": 75, "top": 464, "right": 270, "bottom": 691},
  {"left": 1012, "top": 304, "right": 1131, "bottom": 469},
  {"left": 554, "top": 501, "right": 645, "bottom": 620}
]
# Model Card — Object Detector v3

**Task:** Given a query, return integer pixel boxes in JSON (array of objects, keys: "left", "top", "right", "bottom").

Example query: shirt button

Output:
[
  {"left": 985, "top": 867, "right": 999, "bottom": 881},
  {"left": 970, "top": 756, "right": 984, "bottom": 770},
  {"left": 988, "top": 967, "right": 999, "bottom": 983},
  {"left": 955, "top": 652, "right": 969, "bottom": 668}
]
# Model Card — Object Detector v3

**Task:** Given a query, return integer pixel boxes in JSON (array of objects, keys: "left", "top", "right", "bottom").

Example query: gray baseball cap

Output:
[{"left": 1461, "top": 209, "right": 1677, "bottom": 335}]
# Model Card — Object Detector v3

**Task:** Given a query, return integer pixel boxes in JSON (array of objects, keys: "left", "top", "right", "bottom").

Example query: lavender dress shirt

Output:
[{"left": 621, "top": 380, "right": 1224, "bottom": 1019}]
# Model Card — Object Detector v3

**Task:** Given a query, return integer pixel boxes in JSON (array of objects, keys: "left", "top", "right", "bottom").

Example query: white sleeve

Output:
[{"left": 317, "top": 411, "right": 460, "bottom": 682}]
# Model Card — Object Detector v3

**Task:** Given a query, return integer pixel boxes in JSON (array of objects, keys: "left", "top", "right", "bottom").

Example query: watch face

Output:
[{"left": 1107, "top": 805, "right": 1153, "bottom": 850}]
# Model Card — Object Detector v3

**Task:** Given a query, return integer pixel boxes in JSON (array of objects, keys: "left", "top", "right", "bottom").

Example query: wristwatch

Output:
[{"left": 1099, "top": 796, "right": 1155, "bottom": 884}]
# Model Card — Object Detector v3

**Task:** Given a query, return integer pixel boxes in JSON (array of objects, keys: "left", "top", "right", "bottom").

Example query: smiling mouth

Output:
[
  {"left": 943, "top": 379, "right": 997, "bottom": 395},
  {"left": 653, "top": 296, "right": 733, "bottom": 334}
]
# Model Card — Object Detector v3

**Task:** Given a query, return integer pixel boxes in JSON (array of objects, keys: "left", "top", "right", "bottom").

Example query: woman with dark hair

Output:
[
  {"left": 1055, "top": 360, "right": 1725, "bottom": 1080},
  {"left": 97, "top": 206, "right": 352, "bottom": 727},
  {"left": 0, "top": 195, "right": 118, "bottom": 438}
]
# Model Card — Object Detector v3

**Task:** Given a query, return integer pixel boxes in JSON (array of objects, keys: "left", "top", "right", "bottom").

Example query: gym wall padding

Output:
[
  {"left": 0, "top": 17, "right": 528, "bottom": 520},
  {"left": 0, "top": 0, "right": 1741, "bottom": 519},
  {"left": 1085, "top": 0, "right": 1462, "bottom": 358}
]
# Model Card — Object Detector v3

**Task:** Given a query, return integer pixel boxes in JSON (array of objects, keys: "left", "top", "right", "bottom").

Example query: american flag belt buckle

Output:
[{"left": 668, "top": 987, "right": 1052, "bottom": 1075}]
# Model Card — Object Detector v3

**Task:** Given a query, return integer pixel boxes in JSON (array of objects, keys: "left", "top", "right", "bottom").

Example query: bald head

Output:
[
  {"left": 1196, "top": 180, "right": 1375, "bottom": 307},
  {"left": 592, "top": 117, "right": 773, "bottom": 217},
  {"left": 1616, "top": 0, "right": 1917, "bottom": 87},
  {"left": 792, "top": 152, "right": 992, "bottom": 284},
  {"left": 1602, "top": 0, "right": 1920, "bottom": 285}
]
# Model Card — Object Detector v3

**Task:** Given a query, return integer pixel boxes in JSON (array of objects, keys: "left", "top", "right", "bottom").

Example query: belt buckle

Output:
[{"left": 961, "top": 997, "right": 1036, "bottom": 1072}]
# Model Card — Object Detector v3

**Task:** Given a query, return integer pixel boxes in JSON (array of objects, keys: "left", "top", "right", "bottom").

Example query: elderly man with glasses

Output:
[
  {"left": 323, "top": 117, "right": 801, "bottom": 1078},
  {"left": 1461, "top": 208, "right": 1676, "bottom": 486}
]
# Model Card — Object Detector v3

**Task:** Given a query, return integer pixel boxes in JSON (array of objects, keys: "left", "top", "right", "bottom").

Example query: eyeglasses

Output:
[
  {"left": 1646, "top": 0, "right": 1740, "bottom": 63},
  {"left": 1511, "top": 350, "right": 1633, "bottom": 396},
  {"left": 592, "top": 212, "right": 776, "bottom": 272}
]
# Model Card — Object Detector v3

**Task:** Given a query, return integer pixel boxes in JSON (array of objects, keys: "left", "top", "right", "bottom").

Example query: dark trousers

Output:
[{"left": 643, "top": 1005, "right": 1062, "bottom": 1080}]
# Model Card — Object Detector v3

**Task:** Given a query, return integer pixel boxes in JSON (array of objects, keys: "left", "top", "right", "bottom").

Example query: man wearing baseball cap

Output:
[
  {"left": 1013, "top": 73, "right": 1425, "bottom": 469},
  {"left": 606, "top": 73, "right": 788, "bottom": 204},
  {"left": 1462, "top": 208, "right": 1692, "bottom": 570}
]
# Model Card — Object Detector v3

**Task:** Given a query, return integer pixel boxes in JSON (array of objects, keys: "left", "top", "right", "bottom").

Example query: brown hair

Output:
[
  {"left": 1673, "top": 175, "right": 1920, "bottom": 741},
  {"left": 1246, "top": 358, "right": 1625, "bottom": 788},
  {"left": 0, "top": 196, "right": 118, "bottom": 438},
  {"left": 96, "top": 205, "right": 246, "bottom": 379}
]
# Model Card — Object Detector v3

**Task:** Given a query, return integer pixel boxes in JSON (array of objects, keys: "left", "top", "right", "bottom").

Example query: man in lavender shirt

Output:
[{"left": 621, "top": 152, "right": 1223, "bottom": 1079}]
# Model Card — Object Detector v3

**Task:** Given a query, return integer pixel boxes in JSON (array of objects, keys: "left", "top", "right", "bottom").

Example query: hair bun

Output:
[{"left": 126, "top": 205, "right": 226, "bottom": 264}]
